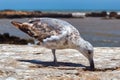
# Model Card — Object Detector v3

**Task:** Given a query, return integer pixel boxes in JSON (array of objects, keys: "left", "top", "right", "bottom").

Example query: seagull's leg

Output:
[{"left": 52, "top": 49, "right": 57, "bottom": 65}]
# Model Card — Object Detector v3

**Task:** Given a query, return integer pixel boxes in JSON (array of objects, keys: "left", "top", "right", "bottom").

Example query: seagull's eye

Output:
[{"left": 88, "top": 50, "right": 92, "bottom": 54}]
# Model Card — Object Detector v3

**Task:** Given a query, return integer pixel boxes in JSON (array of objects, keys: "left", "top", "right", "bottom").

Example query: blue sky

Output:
[{"left": 0, "top": 0, "right": 120, "bottom": 11}]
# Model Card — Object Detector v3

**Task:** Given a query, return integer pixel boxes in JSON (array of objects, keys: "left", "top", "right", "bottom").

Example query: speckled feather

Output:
[{"left": 26, "top": 18, "right": 81, "bottom": 49}]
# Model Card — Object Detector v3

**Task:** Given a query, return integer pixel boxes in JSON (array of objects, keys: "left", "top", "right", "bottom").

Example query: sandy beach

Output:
[{"left": 0, "top": 44, "right": 120, "bottom": 80}]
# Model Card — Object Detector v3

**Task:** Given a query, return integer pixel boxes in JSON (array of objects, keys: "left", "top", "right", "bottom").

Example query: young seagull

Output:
[{"left": 11, "top": 18, "right": 95, "bottom": 70}]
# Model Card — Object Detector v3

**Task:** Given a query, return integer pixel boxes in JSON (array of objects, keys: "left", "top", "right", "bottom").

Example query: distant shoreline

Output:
[
  {"left": 1, "top": 9, "right": 120, "bottom": 12},
  {"left": 0, "top": 9, "right": 120, "bottom": 19}
]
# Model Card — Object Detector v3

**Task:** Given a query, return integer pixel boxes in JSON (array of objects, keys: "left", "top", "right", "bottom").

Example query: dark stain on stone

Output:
[{"left": 84, "top": 66, "right": 120, "bottom": 72}]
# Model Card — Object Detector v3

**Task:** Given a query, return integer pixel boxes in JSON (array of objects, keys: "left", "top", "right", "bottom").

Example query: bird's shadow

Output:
[{"left": 17, "top": 59, "right": 89, "bottom": 68}]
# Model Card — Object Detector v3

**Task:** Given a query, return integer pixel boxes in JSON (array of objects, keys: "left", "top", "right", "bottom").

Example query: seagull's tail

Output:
[
  {"left": 11, "top": 21, "right": 33, "bottom": 36},
  {"left": 11, "top": 21, "right": 22, "bottom": 29}
]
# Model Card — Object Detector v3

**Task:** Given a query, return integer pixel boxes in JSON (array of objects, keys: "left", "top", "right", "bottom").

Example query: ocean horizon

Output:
[{"left": 1, "top": 9, "right": 120, "bottom": 12}]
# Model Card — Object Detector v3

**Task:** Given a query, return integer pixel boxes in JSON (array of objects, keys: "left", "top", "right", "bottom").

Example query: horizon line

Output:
[{"left": 1, "top": 9, "right": 120, "bottom": 12}]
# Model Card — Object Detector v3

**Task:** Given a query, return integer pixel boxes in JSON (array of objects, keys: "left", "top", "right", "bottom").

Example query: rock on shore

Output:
[
  {"left": 1, "top": 10, "right": 120, "bottom": 19},
  {"left": 0, "top": 44, "right": 120, "bottom": 80},
  {"left": 0, "top": 33, "right": 34, "bottom": 44},
  {"left": 0, "top": 10, "right": 72, "bottom": 18}
]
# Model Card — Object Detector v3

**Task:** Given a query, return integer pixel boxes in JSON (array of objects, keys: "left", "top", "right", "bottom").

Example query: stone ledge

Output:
[{"left": 0, "top": 44, "right": 120, "bottom": 80}]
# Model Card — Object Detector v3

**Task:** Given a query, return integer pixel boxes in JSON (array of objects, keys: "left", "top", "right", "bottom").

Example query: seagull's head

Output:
[
  {"left": 11, "top": 21, "right": 38, "bottom": 37},
  {"left": 77, "top": 40, "right": 95, "bottom": 71}
]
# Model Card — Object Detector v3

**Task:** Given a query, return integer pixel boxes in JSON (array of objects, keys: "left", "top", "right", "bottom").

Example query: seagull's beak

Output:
[
  {"left": 89, "top": 59, "right": 95, "bottom": 71},
  {"left": 11, "top": 21, "right": 22, "bottom": 29},
  {"left": 88, "top": 50, "right": 95, "bottom": 71}
]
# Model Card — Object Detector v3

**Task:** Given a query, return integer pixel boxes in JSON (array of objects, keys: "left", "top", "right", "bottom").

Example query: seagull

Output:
[{"left": 11, "top": 18, "right": 94, "bottom": 70}]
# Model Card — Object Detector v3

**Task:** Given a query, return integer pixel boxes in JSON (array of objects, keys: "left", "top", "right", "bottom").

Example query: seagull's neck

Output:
[
  {"left": 74, "top": 37, "right": 93, "bottom": 53},
  {"left": 75, "top": 37, "right": 87, "bottom": 50}
]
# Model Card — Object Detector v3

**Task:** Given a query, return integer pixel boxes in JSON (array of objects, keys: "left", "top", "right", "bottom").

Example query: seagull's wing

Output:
[{"left": 29, "top": 18, "right": 67, "bottom": 43}]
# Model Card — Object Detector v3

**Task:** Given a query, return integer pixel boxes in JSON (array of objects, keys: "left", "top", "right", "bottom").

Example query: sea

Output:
[{"left": 0, "top": 17, "right": 120, "bottom": 47}]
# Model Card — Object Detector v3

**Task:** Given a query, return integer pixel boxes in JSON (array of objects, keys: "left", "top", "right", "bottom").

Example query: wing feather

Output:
[{"left": 28, "top": 18, "right": 68, "bottom": 43}]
